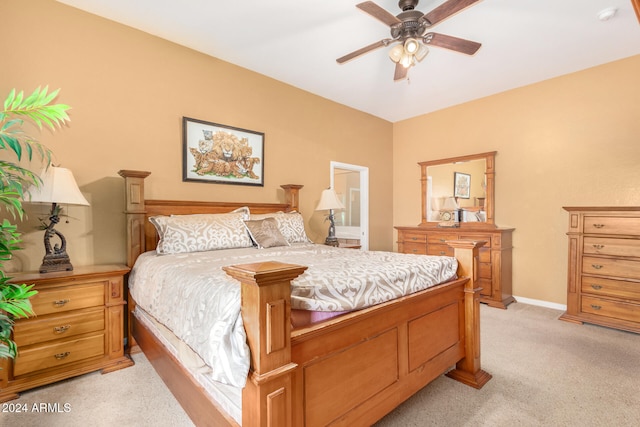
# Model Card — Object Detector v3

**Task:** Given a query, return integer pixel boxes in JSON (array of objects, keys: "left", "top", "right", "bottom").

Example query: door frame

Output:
[{"left": 330, "top": 161, "right": 369, "bottom": 250}]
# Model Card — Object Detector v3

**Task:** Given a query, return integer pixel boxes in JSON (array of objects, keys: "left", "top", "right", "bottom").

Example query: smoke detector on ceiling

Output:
[{"left": 598, "top": 7, "right": 618, "bottom": 21}]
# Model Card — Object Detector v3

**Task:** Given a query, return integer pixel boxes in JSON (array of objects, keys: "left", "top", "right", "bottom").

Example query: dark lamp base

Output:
[
  {"left": 324, "top": 236, "right": 339, "bottom": 247},
  {"left": 40, "top": 253, "right": 74, "bottom": 274}
]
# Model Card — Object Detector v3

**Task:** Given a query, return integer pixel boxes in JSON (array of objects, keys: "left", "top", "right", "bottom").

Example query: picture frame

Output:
[
  {"left": 454, "top": 172, "right": 471, "bottom": 199},
  {"left": 182, "top": 117, "right": 264, "bottom": 186}
]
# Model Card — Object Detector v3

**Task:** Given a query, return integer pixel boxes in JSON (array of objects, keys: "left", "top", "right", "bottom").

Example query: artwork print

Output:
[
  {"left": 454, "top": 172, "right": 471, "bottom": 199},
  {"left": 183, "top": 117, "right": 264, "bottom": 186}
]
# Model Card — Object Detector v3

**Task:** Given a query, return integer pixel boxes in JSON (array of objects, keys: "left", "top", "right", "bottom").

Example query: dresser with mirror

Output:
[{"left": 395, "top": 151, "right": 515, "bottom": 308}]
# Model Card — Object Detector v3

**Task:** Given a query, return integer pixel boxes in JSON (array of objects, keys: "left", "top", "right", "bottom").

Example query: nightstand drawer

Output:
[
  {"left": 29, "top": 283, "right": 105, "bottom": 316},
  {"left": 13, "top": 333, "right": 105, "bottom": 377},
  {"left": 581, "top": 295, "right": 640, "bottom": 323},
  {"left": 583, "top": 237, "right": 640, "bottom": 258},
  {"left": 13, "top": 308, "right": 105, "bottom": 347},
  {"left": 582, "top": 256, "right": 640, "bottom": 280}
]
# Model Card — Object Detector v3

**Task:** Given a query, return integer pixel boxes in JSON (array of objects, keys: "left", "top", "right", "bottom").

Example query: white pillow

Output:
[
  {"left": 150, "top": 212, "right": 253, "bottom": 254},
  {"left": 249, "top": 211, "right": 310, "bottom": 244}
]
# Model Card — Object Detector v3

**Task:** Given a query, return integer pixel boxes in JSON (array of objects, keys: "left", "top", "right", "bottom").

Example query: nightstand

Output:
[{"left": 0, "top": 265, "right": 134, "bottom": 401}]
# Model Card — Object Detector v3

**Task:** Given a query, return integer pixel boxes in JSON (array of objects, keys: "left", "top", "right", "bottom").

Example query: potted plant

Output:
[{"left": 0, "top": 86, "right": 70, "bottom": 359}]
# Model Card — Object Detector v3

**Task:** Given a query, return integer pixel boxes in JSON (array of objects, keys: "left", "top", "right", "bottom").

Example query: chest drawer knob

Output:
[
  {"left": 54, "top": 325, "right": 71, "bottom": 334},
  {"left": 590, "top": 304, "right": 602, "bottom": 310},
  {"left": 53, "top": 299, "right": 70, "bottom": 307},
  {"left": 590, "top": 284, "right": 603, "bottom": 290},
  {"left": 591, "top": 264, "right": 603, "bottom": 270},
  {"left": 411, "top": 237, "right": 418, "bottom": 241},
  {"left": 592, "top": 244, "right": 604, "bottom": 250},
  {"left": 592, "top": 224, "right": 605, "bottom": 229},
  {"left": 54, "top": 352, "right": 71, "bottom": 360}
]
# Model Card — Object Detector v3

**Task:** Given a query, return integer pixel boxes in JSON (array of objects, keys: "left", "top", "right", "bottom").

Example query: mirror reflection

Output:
[{"left": 420, "top": 151, "right": 496, "bottom": 227}]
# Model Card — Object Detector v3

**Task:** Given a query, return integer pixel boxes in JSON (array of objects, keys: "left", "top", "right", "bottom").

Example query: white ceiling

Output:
[{"left": 57, "top": 0, "right": 640, "bottom": 122}]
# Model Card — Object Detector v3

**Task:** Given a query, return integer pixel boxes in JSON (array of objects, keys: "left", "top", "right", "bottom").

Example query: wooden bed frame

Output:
[{"left": 119, "top": 170, "right": 491, "bottom": 427}]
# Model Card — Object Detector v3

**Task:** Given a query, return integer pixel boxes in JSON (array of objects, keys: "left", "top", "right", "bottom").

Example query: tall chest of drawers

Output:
[
  {"left": 561, "top": 207, "right": 640, "bottom": 333},
  {"left": 395, "top": 226, "right": 515, "bottom": 309},
  {"left": 0, "top": 265, "right": 134, "bottom": 401}
]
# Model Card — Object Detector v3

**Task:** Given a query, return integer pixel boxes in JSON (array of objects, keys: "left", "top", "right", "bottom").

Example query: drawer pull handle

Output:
[
  {"left": 411, "top": 237, "right": 418, "bottom": 240},
  {"left": 54, "top": 325, "right": 71, "bottom": 334},
  {"left": 412, "top": 249, "right": 417, "bottom": 253},
  {"left": 439, "top": 251, "right": 446, "bottom": 255},
  {"left": 590, "top": 284, "right": 603, "bottom": 290},
  {"left": 53, "top": 299, "right": 70, "bottom": 307},
  {"left": 592, "top": 224, "right": 605, "bottom": 229},
  {"left": 592, "top": 244, "right": 604, "bottom": 250},
  {"left": 439, "top": 239, "right": 446, "bottom": 242},
  {"left": 590, "top": 304, "right": 602, "bottom": 310},
  {"left": 54, "top": 352, "right": 70, "bottom": 360},
  {"left": 591, "top": 264, "right": 603, "bottom": 270}
]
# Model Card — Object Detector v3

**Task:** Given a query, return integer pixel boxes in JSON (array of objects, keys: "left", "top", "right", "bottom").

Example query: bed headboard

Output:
[{"left": 118, "top": 170, "right": 303, "bottom": 267}]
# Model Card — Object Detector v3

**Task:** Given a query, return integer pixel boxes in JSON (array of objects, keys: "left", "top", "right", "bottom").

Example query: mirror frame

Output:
[{"left": 419, "top": 151, "right": 497, "bottom": 228}]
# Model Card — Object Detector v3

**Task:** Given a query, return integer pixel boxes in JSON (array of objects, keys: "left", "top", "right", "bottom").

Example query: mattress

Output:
[{"left": 128, "top": 243, "right": 457, "bottom": 387}]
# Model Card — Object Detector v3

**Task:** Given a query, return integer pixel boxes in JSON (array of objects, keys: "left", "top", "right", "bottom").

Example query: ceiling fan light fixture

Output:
[
  {"left": 404, "top": 38, "right": 420, "bottom": 54},
  {"left": 389, "top": 44, "right": 404, "bottom": 63},
  {"left": 400, "top": 53, "right": 414, "bottom": 68},
  {"left": 414, "top": 44, "right": 429, "bottom": 62}
]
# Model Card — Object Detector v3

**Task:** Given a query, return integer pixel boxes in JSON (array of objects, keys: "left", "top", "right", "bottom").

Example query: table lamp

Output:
[
  {"left": 27, "top": 166, "right": 89, "bottom": 273},
  {"left": 315, "top": 188, "right": 345, "bottom": 247}
]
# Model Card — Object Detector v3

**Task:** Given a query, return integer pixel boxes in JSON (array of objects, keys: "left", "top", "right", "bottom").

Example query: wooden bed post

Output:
[
  {"left": 280, "top": 184, "right": 303, "bottom": 212},
  {"left": 223, "top": 262, "right": 307, "bottom": 427},
  {"left": 445, "top": 240, "right": 492, "bottom": 389},
  {"left": 118, "top": 170, "right": 151, "bottom": 268}
]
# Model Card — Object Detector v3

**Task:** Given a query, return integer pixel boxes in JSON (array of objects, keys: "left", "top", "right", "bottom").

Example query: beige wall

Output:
[
  {"left": 393, "top": 54, "right": 640, "bottom": 305},
  {"left": 1, "top": 0, "right": 393, "bottom": 272}
]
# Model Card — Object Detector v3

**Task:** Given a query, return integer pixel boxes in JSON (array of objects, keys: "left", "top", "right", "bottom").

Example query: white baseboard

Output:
[{"left": 514, "top": 295, "right": 566, "bottom": 311}]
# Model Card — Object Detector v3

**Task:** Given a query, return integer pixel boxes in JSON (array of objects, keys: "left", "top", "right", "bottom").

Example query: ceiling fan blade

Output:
[
  {"left": 336, "top": 39, "right": 391, "bottom": 64},
  {"left": 394, "top": 63, "right": 408, "bottom": 81},
  {"left": 356, "top": 1, "right": 402, "bottom": 27},
  {"left": 424, "top": 0, "right": 481, "bottom": 26},
  {"left": 424, "top": 33, "right": 481, "bottom": 55}
]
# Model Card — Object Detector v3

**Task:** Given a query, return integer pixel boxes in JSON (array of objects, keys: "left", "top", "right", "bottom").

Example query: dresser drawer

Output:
[
  {"left": 582, "top": 256, "right": 640, "bottom": 280},
  {"left": 402, "top": 232, "right": 427, "bottom": 244},
  {"left": 583, "top": 237, "right": 640, "bottom": 258},
  {"left": 581, "top": 277, "right": 640, "bottom": 301},
  {"left": 581, "top": 295, "right": 640, "bottom": 324},
  {"left": 427, "top": 234, "right": 458, "bottom": 245},
  {"left": 403, "top": 242, "right": 427, "bottom": 255},
  {"left": 426, "top": 244, "right": 453, "bottom": 257},
  {"left": 584, "top": 216, "right": 640, "bottom": 236},
  {"left": 30, "top": 283, "right": 105, "bottom": 316},
  {"left": 13, "top": 333, "right": 105, "bottom": 377},
  {"left": 13, "top": 308, "right": 105, "bottom": 347}
]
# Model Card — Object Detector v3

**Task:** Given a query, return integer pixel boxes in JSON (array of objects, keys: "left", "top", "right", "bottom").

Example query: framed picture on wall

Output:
[
  {"left": 454, "top": 172, "right": 471, "bottom": 199},
  {"left": 182, "top": 116, "right": 264, "bottom": 186}
]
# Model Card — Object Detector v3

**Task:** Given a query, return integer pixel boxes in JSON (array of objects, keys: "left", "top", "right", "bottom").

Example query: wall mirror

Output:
[{"left": 419, "top": 151, "right": 496, "bottom": 227}]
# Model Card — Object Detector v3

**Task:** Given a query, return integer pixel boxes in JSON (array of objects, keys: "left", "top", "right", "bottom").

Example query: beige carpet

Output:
[{"left": 2, "top": 303, "right": 639, "bottom": 426}]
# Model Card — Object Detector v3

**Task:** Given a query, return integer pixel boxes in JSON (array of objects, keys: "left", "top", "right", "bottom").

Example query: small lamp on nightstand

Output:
[
  {"left": 27, "top": 166, "right": 89, "bottom": 273},
  {"left": 315, "top": 188, "right": 345, "bottom": 247}
]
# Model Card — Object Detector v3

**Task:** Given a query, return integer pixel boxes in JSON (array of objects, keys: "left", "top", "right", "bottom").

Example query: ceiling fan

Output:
[{"left": 337, "top": 0, "right": 483, "bottom": 81}]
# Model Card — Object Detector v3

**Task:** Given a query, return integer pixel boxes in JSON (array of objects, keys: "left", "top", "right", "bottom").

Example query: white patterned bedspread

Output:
[{"left": 128, "top": 243, "right": 457, "bottom": 387}]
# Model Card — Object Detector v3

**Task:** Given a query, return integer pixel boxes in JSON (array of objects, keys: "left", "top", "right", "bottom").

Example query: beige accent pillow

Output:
[
  {"left": 244, "top": 218, "right": 290, "bottom": 249},
  {"left": 249, "top": 211, "right": 310, "bottom": 244},
  {"left": 149, "top": 212, "right": 253, "bottom": 254}
]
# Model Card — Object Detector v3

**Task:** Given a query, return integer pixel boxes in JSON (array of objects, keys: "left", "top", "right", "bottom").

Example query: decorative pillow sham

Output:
[
  {"left": 249, "top": 211, "right": 311, "bottom": 244},
  {"left": 244, "top": 218, "right": 290, "bottom": 249},
  {"left": 149, "top": 212, "right": 253, "bottom": 254}
]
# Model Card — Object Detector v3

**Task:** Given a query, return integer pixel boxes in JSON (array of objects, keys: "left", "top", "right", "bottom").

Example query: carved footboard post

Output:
[
  {"left": 445, "top": 240, "right": 492, "bottom": 389},
  {"left": 223, "top": 262, "right": 307, "bottom": 427}
]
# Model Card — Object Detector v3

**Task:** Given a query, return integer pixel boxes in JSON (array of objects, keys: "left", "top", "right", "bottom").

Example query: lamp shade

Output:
[
  {"left": 315, "top": 188, "right": 345, "bottom": 211},
  {"left": 442, "top": 197, "right": 459, "bottom": 211},
  {"left": 28, "top": 166, "right": 89, "bottom": 206}
]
